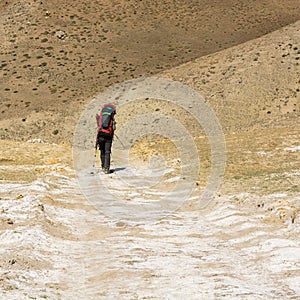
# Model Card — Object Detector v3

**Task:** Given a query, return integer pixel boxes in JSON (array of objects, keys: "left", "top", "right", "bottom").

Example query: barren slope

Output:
[
  {"left": 160, "top": 21, "right": 300, "bottom": 132},
  {"left": 0, "top": 0, "right": 300, "bottom": 143}
]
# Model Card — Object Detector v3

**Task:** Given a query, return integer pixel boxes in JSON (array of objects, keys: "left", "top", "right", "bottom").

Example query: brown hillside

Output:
[
  {"left": 0, "top": 0, "right": 300, "bottom": 143},
  {"left": 161, "top": 21, "right": 300, "bottom": 132}
]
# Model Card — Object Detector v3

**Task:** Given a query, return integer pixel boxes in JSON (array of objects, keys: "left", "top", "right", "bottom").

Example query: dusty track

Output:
[
  {"left": 1, "top": 1, "right": 300, "bottom": 298},
  {"left": 0, "top": 131, "right": 299, "bottom": 298}
]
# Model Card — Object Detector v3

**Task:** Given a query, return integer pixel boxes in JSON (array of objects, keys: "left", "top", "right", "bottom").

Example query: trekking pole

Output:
[
  {"left": 114, "top": 133, "right": 126, "bottom": 149},
  {"left": 92, "top": 138, "right": 98, "bottom": 173}
]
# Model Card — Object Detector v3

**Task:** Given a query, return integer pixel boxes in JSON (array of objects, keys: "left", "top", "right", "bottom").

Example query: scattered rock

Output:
[
  {"left": 38, "top": 203, "right": 45, "bottom": 212},
  {"left": 7, "top": 218, "right": 14, "bottom": 225},
  {"left": 115, "top": 221, "right": 126, "bottom": 227},
  {"left": 55, "top": 30, "right": 68, "bottom": 40},
  {"left": 8, "top": 259, "right": 16, "bottom": 265},
  {"left": 27, "top": 138, "right": 45, "bottom": 143}
]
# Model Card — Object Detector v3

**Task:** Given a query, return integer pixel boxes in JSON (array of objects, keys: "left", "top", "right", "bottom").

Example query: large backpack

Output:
[{"left": 96, "top": 104, "right": 116, "bottom": 137}]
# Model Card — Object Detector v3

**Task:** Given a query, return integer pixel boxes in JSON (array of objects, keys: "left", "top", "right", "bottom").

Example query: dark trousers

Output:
[{"left": 98, "top": 136, "right": 112, "bottom": 169}]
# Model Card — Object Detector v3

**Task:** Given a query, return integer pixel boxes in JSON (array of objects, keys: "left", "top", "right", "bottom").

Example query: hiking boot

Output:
[{"left": 103, "top": 168, "right": 110, "bottom": 174}]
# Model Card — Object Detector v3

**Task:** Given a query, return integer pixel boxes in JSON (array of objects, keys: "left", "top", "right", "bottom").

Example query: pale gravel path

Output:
[{"left": 0, "top": 162, "right": 299, "bottom": 299}]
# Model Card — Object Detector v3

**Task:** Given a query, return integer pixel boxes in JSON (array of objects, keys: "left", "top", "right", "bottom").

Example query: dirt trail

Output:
[{"left": 0, "top": 132, "right": 299, "bottom": 299}]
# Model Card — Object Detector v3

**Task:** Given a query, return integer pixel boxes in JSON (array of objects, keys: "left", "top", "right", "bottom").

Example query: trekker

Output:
[{"left": 95, "top": 104, "right": 116, "bottom": 174}]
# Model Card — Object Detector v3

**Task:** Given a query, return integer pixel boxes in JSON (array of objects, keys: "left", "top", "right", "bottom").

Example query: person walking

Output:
[{"left": 96, "top": 104, "right": 116, "bottom": 174}]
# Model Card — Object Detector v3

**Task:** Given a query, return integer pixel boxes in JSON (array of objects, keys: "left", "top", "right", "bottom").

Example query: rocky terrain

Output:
[
  {"left": 0, "top": 0, "right": 300, "bottom": 142},
  {"left": 0, "top": 0, "right": 300, "bottom": 299}
]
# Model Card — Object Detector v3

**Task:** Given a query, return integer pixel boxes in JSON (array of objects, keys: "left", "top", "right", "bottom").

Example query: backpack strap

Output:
[
  {"left": 96, "top": 113, "right": 101, "bottom": 129},
  {"left": 96, "top": 112, "right": 114, "bottom": 136}
]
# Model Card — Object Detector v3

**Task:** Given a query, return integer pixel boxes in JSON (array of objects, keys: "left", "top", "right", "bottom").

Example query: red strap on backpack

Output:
[{"left": 96, "top": 104, "right": 116, "bottom": 137}]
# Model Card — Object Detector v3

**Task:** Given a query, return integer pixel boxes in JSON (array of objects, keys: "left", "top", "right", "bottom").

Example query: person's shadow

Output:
[{"left": 111, "top": 167, "right": 126, "bottom": 173}]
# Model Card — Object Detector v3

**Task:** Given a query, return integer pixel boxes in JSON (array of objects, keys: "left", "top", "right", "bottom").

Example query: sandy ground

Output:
[
  {"left": 1, "top": 0, "right": 300, "bottom": 299},
  {"left": 0, "top": 125, "right": 299, "bottom": 298}
]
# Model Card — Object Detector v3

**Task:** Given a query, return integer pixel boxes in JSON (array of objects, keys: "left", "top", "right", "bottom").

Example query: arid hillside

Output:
[
  {"left": 161, "top": 21, "right": 300, "bottom": 132},
  {"left": 0, "top": 0, "right": 300, "bottom": 143}
]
